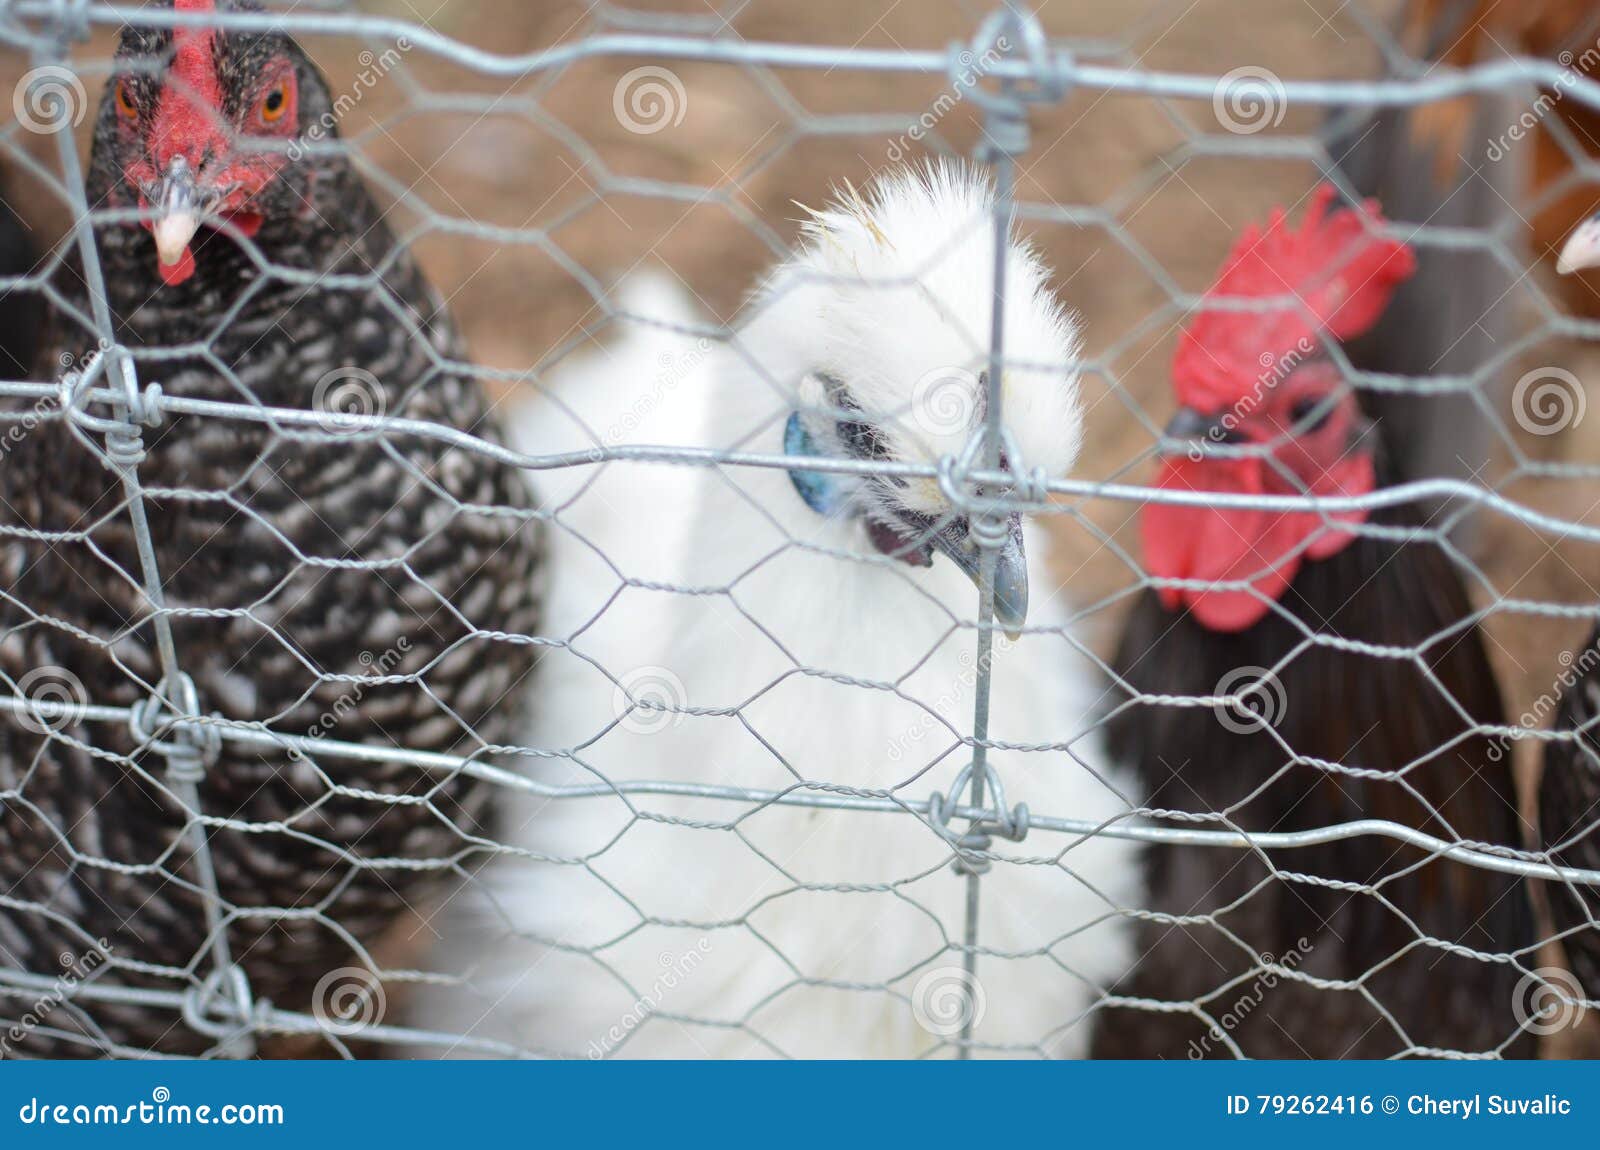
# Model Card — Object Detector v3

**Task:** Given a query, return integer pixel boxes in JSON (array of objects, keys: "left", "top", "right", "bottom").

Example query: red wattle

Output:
[
  {"left": 1303, "top": 452, "right": 1375, "bottom": 561},
  {"left": 1143, "top": 446, "right": 1378, "bottom": 633},
  {"left": 226, "top": 211, "right": 263, "bottom": 239},
  {"left": 1143, "top": 457, "right": 1306, "bottom": 633},
  {"left": 159, "top": 247, "right": 196, "bottom": 287},
  {"left": 144, "top": 212, "right": 260, "bottom": 287}
]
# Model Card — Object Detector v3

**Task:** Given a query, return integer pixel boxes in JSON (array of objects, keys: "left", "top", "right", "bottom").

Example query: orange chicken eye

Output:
[
  {"left": 114, "top": 79, "right": 137, "bottom": 120},
  {"left": 260, "top": 82, "right": 288, "bottom": 124}
]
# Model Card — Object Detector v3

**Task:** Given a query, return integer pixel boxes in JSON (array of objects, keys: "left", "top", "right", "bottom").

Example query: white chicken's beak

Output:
[
  {"left": 930, "top": 512, "right": 1029, "bottom": 640},
  {"left": 1557, "top": 216, "right": 1600, "bottom": 276},
  {"left": 989, "top": 534, "right": 1029, "bottom": 641}
]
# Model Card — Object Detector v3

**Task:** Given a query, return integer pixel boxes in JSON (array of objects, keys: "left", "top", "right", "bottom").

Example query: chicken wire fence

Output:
[{"left": 0, "top": 0, "right": 1598, "bottom": 1059}]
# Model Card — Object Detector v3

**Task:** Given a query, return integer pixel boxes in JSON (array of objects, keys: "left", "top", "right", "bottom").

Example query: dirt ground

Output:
[{"left": 4, "top": 0, "right": 1600, "bottom": 1051}]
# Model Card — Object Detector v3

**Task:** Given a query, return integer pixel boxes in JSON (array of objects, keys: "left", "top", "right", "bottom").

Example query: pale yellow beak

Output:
[
  {"left": 1557, "top": 216, "right": 1600, "bottom": 276},
  {"left": 152, "top": 210, "right": 201, "bottom": 269},
  {"left": 151, "top": 155, "right": 205, "bottom": 269}
]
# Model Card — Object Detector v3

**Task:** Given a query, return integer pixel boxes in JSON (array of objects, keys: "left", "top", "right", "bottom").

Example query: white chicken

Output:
[{"left": 412, "top": 163, "right": 1141, "bottom": 1058}]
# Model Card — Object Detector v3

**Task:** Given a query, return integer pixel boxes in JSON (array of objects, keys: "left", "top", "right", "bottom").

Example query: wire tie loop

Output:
[
  {"left": 929, "top": 758, "right": 1030, "bottom": 875},
  {"left": 943, "top": 427, "right": 1037, "bottom": 548},
  {"left": 959, "top": 6, "right": 1070, "bottom": 159},
  {"left": 181, "top": 964, "right": 260, "bottom": 1057},
  {"left": 129, "top": 673, "right": 221, "bottom": 782}
]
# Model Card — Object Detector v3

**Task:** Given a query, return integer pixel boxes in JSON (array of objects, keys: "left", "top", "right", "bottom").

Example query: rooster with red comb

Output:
[
  {"left": 0, "top": 0, "right": 543, "bottom": 1055},
  {"left": 1089, "top": 187, "right": 1534, "bottom": 1058},
  {"left": 1146, "top": 187, "right": 1411, "bottom": 633}
]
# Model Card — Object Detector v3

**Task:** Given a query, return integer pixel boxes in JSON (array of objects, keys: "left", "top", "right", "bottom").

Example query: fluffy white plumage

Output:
[{"left": 412, "top": 164, "right": 1142, "bottom": 1058}]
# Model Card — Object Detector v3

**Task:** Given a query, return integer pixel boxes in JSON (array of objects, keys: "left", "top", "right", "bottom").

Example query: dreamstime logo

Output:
[
  {"left": 1, "top": 340, "right": 108, "bottom": 463},
  {"left": 911, "top": 966, "right": 987, "bottom": 1038},
  {"left": 0, "top": 392, "right": 62, "bottom": 463},
  {"left": 1485, "top": 43, "right": 1599, "bottom": 163},
  {"left": 612, "top": 66, "right": 687, "bottom": 135},
  {"left": 11, "top": 666, "right": 88, "bottom": 736},
  {"left": 16, "top": 1085, "right": 283, "bottom": 1126},
  {"left": 1212, "top": 665, "right": 1287, "bottom": 734},
  {"left": 601, "top": 338, "right": 714, "bottom": 448},
  {"left": 887, "top": 636, "right": 1012, "bottom": 763},
  {"left": 1212, "top": 66, "right": 1287, "bottom": 135},
  {"left": 1512, "top": 367, "right": 1586, "bottom": 437},
  {"left": 910, "top": 366, "right": 980, "bottom": 438},
  {"left": 0, "top": 939, "right": 113, "bottom": 1056},
  {"left": 311, "top": 367, "right": 387, "bottom": 436},
  {"left": 287, "top": 37, "right": 411, "bottom": 161},
  {"left": 612, "top": 666, "right": 688, "bottom": 735},
  {"left": 1184, "top": 337, "right": 1316, "bottom": 462},
  {"left": 1187, "top": 939, "right": 1313, "bottom": 1058},
  {"left": 289, "top": 638, "right": 412, "bottom": 762},
  {"left": 885, "top": 37, "right": 1009, "bottom": 163},
  {"left": 311, "top": 966, "right": 386, "bottom": 1036},
  {"left": 13, "top": 66, "right": 87, "bottom": 133},
  {"left": 1490, "top": 640, "right": 1600, "bottom": 764},
  {"left": 586, "top": 940, "right": 712, "bottom": 1058},
  {"left": 57, "top": 339, "right": 115, "bottom": 376},
  {"left": 1511, "top": 966, "right": 1588, "bottom": 1037}
]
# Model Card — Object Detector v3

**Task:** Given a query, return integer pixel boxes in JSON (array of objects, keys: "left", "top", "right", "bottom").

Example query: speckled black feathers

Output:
[{"left": 0, "top": 2, "right": 544, "bottom": 1056}]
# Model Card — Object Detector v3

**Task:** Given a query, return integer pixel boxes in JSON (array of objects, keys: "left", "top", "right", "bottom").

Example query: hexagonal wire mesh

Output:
[{"left": 1, "top": 0, "right": 1600, "bottom": 1059}]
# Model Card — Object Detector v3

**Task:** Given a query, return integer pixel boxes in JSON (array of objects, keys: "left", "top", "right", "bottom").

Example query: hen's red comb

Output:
[{"left": 1172, "top": 184, "right": 1416, "bottom": 413}]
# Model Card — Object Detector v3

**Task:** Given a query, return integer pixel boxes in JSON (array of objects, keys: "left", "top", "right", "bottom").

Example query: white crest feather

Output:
[{"left": 767, "top": 160, "right": 1085, "bottom": 505}]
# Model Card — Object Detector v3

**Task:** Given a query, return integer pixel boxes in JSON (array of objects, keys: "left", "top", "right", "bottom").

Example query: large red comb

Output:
[
  {"left": 167, "top": 0, "right": 222, "bottom": 116},
  {"left": 1172, "top": 184, "right": 1416, "bottom": 413}
]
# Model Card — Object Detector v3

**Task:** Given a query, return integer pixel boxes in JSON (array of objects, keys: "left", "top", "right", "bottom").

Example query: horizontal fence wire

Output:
[
  {"left": 0, "top": 690, "right": 1591, "bottom": 884},
  {"left": 6, "top": 379, "right": 1600, "bottom": 542},
  {"left": 5, "top": 2, "right": 1600, "bottom": 114}
]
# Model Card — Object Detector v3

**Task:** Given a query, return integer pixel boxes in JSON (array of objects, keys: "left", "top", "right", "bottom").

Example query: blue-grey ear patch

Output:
[{"left": 785, "top": 411, "right": 846, "bottom": 516}]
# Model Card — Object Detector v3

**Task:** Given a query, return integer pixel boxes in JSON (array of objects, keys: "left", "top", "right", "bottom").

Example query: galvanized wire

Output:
[{"left": 0, "top": 0, "right": 1597, "bottom": 1059}]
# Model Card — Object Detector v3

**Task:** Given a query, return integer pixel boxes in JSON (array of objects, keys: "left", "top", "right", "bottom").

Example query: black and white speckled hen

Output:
[
  {"left": 1088, "top": 187, "right": 1534, "bottom": 1059},
  {"left": 0, "top": 0, "right": 543, "bottom": 1056}
]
